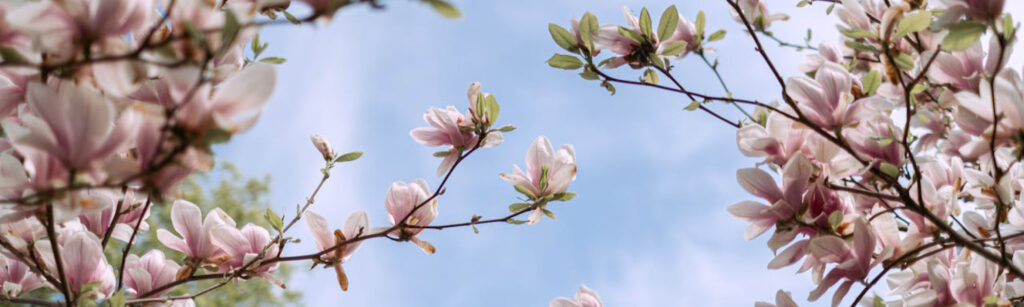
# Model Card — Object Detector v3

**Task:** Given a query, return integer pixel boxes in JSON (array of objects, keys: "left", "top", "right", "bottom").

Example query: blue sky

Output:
[{"left": 208, "top": 1, "right": 1019, "bottom": 306}]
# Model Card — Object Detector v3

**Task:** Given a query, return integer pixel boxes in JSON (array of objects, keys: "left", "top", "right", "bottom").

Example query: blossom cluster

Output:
[
  {"left": 0, "top": 0, "right": 578, "bottom": 305},
  {"left": 548, "top": 0, "right": 1024, "bottom": 306}
]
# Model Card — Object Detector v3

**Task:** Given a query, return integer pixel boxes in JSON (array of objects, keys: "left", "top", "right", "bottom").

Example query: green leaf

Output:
[
  {"left": 826, "top": 3, "right": 836, "bottom": 14},
  {"left": 219, "top": 10, "right": 240, "bottom": 55},
  {"left": 427, "top": 0, "right": 461, "bottom": 18},
  {"left": 506, "top": 219, "right": 527, "bottom": 225},
  {"left": 335, "top": 151, "right": 363, "bottom": 162},
  {"left": 660, "top": 40, "right": 688, "bottom": 56},
  {"left": 0, "top": 47, "right": 28, "bottom": 64},
  {"left": 542, "top": 208, "right": 556, "bottom": 219},
  {"left": 472, "top": 225, "right": 479, "bottom": 233},
  {"left": 862, "top": 70, "right": 882, "bottom": 95},
  {"left": 895, "top": 10, "right": 932, "bottom": 38},
  {"left": 514, "top": 185, "right": 537, "bottom": 199},
  {"left": 497, "top": 125, "right": 516, "bottom": 132},
  {"left": 484, "top": 93, "right": 499, "bottom": 124},
  {"left": 695, "top": 11, "right": 706, "bottom": 37},
  {"left": 548, "top": 23, "right": 578, "bottom": 52},
  {"left": 579, "top": 69, "right": 600, "bottom": 80},
  {"left": 828, "top": 211, "right": 844, "bottom": 228},
  {"left": 797, "top": 1, "right": 810, "bottom": 8},
  {"left": 840, "top": 29, "right": 879, "bottom": 39},
  {"left": 707, "top": 29, "right": 726, "bottom": 42},
  {"left": 283, "top": 11, "right": 302, "bottom": 25},
  {"left": 579, "top": 12, "right": 599, "bottom": 52},
  {"left": 551, "top": 192, "right": 577, "bottom": 201},
  {"left": 684, "top": 100, "right": 701, "bottom": 111},
  {"left": 432, "top": 150, "right": 451, "bottom": 157},
  {"left": 538, "top": 166, "right": 549, "bottom": 194},
  {"left": 643, "top": 68, "right": 659, "bottom": 84},
  {"left": 617, "top": 26, "right": 643, "bottom": 43},
  {"left": 893, "top": 53, "right": 914, "bottom": 70},
  {"left": 259, "top": 57, "right": 287, "bottom": 64},
  {"left": 265, "top": 209, "right": 283, "bottom": 231},
  {"left": 601, "top": 80, "right": 616, "bottom": 95},
  {"left": 547, "top": 54, "right": 583, "bottom": 70},
  {"left": 508, "top": 203, "right": 531, "bottom": 212},
  {"left": 109, "top": 290, "right": 125, "bottom": 307},
  {"left": 639, "top": 7, "right": 653, "bottom": 38},
  {"left": 942, "top": 21, "right": 986, "bottom": 51},
  {"left": 880, "top": 162, "right": 901, "bottom": 178},
  {"left": 1004, "top": 14, "right": 1015, "bottom": 41},
  {"left": 657, "top": 5, "right": 679, "bottom": 43},
  {"left": 873, "top": 296, "right": 885, "bottom": 307}
]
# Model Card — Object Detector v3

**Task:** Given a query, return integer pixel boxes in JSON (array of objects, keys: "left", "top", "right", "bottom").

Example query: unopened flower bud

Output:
[{"left": 311, "top": 134, "right": 335, "bottom": 161}]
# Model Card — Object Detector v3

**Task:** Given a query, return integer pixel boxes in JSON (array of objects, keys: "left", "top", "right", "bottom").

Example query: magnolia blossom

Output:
[
  {"left": 34, "top": 230, "right": 115, "bottom": 297},
  {"left": 310, "top": 134, "right": 335, "bottom": 161},
  {"left": 730, "top": 0, "right": 788, "bottom": 30},
  {"left": 754, "top": 290, "right": 798, "bottom": 307},
  {"left": 500, "top": 136, "right": 577, "bottom": 225},
  {"left": 0, "top": 255, "right": 41, "bottom": 297},
  {"left": 210, "top": 223, "right": 282, "bottom": 287},
  {"left": 157, "top": 200, "right": 236, "bottom": 262},
  {"left": 123, "top": 250, "right": 180, "bottom": 298},
  {"left": 549, "top": 284, "right": 602, "bottom": 307},
  {"left": 411, "top": 82, "right": 503, "bottom": 176},
  {"left": 597, "top": 6, "right": 699, "bottom": 68},
  {"left": 1, "top": 81, "right": 138, "bottom": 178},
  {"left": 304, "top": 210, "right": 368, "bottom": 291},
  {"left": 8, "top": 0, "right": 154, "bottom": 57},
  {"left": 385, "top": 179, "right": 437, "bottom": 253}
]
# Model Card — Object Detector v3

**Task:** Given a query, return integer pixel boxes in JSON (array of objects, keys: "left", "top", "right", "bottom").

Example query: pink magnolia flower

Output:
[
  {"left": 843, "top": 114, "right": 905, "bottom": 166},
  {"left": 929, "top": 43, "right": 985, "bottom": 93},
  {"left": 210, "top": 223, "right": 282, "bottom": 287},
  {"left": 385, "top": 179, "right": 437, "bottom": 253},
  {"left": 78, "top": 190, "right": 150, "bottom": 242},
  {"left": 798, "top": 43, "right": 842, "bottom": 73},
  {"left": 736, "top": 108, "right": 810, "bottom": 166},
  {"left": 500, "top": 136, "right": 577, "bottom": 225},
  {"left": 310, "top": 134, "right": 335, "bottom": 161},
  {"left": 304, "top": 210, "right": 368, "bottom": 291},
  {"left": 807, "top": 219, "right": 882, "bottom": 306},
  {"left": 549, "top": 284, "right": 602, "bottom": 307},
  {"left": 754, "top": 290, "right": 798, "bottom": 307},
  {"left": 157, "top": 200, "right": 235, "bottom": 262},
  {"left": 596, "top": 6, "right": 698, "bottom": 68},
  {"left": 938, "top": 0, "right": 1005, "bottom": 23},
  {"left": 1, "top": 81, "right": 139, "bottom": 176},
  {"left": 731, "top": 0, "right": 789, "bottom": 30},
  {"left": 0, "top": 254, "right": 41, "bottom": 297},
  {"left": 954, "top": 69, "right": 1024, "bottom": 140},
  {"left": 410, "top": 83, "right": 503, "bottom": 176},
  {"left": 786, "top": 62, "right": 860, "bottom": 129},
  {"left": 123, "top": 250, "right": 179, "bottom": 298},
  {"left": 8, "top": 0, "right": 154, "bottom": 56},
  {"left": 34, "top": 230, "right": 115, "bottom": 298},
  {"left": 728, "top": 154, "right": 813, "bottom": 240}
]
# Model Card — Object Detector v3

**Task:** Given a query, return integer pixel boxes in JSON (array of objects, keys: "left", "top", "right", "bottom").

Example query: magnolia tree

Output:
[
  {"left": 543, "top": 0, "right": 1023, "bottom": 306},
  {"left": 0, "top": 0, "right": 581, "bottom": 306}
]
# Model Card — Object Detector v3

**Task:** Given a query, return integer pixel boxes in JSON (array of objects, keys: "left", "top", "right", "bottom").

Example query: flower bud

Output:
[{"left": 310, "top": 134, "right": 335, "bottom": 161}]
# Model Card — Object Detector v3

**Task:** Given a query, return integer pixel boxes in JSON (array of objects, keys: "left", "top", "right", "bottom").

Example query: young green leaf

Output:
[
  {"left": 862, "top": 70, "right": 882, "bottom": 95},
  {"left": 657, "top": 5, "right": 679, "bottom": 43},
  {"left": 695, "top": 11, "right": 706, "bottom": 37},
  {"left": 942, "top": 21, "right": 987, "bottom": 51},
  {"left": 707, "top": 29, "right": 727, "bottom": 42},
  {"left": 547, "top": 54, "right": 584, "bottom": 70},
  {"left": 259, "top": 57, "right": 287, "bottom": 64},
  {"left": 427, "top": 0, "right": 461, "bottom": 18},
  {"left": 617, "top": 26, "right": 643, "bottom": 43},
  {"left": 335, "top": 151, "right": 363, "bottom": 162},
  {"left": 508, "top": 203, "right": 532, "bottom": 212},
  {"left": 639, "top": 7, "right": 653, "bottom": 38},
  {"left": 660, "top": 40, "right": 688, "bottom": 56},
  {"left": 895, "top": 10, "right": 932, "bottom": 38},
  {"left": 548, "top": 23, "right": 578, "bottom": 52},
  {"left": 643, "top": 68, "right": 659, "bottom": 84},
  {"left": 265, "top": 209, "right": 283, "bottom": 231},
  {"left": 579, "top": 12, "right": 599, "bottom": 52}
]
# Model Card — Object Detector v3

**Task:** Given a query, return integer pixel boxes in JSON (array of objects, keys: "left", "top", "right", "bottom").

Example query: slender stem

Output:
[
  {"left": 697, "top": 53, "right": 754, "bottom": 121},
  {"left": 117, "top": 197, "right": 153, "bottom": 290},
  {"left": 45, "top": 204, "right": 71, "bottom": 306}
]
